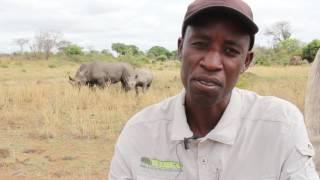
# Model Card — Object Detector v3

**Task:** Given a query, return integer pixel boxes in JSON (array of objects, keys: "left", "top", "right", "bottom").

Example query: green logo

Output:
[{"left": 140, "top": 157, "right": 183, "bottom": 171}]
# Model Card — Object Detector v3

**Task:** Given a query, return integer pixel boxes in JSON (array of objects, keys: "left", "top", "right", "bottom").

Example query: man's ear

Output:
[
  {"left": 241, "top": 51, "right": 254, "bottom": 73},
  {"left": 177, "top": 37, "right": 183, "bottom": 60}
]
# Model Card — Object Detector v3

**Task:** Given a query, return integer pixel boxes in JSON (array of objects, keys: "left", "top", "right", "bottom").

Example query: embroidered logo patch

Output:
[{"left": 140, "top": 157, "right": 183, "bottom": 172}]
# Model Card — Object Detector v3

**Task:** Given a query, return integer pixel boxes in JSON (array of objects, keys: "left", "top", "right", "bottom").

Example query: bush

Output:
[
  {"left": 302, "top": 39, "right": 320, "bottom": 63},
  {"left": 253, "top": 39, "right": 304, "bottom": 66},
  {"left": 147, "top": 46, "right": 171, "bottom": 59},
  {"left": 156, "top": 55, "right": 167, "bottom": 61},
  {"left": 63, "top": 45, "right": 83, "bottom": 56},
  {"left": 48, "top": 64, "right": 57, "bottom": 68}
]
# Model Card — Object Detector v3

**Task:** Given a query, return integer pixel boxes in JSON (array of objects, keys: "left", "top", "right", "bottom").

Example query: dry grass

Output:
[
  {"left": 246, "top": 65, "right": 309, "bottom": 110},
  {"left": 0, "top": 58, "right": 317, "bottom": 179}
]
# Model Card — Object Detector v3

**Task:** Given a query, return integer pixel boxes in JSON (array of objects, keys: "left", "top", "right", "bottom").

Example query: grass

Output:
[{"left": 0, "top": 58, "right": 315, "bottom": 178}]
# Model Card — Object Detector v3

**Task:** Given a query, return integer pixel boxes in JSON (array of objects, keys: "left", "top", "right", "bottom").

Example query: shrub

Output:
[
  {"left": 63, "top": 45, "right": 83, "bottom": 56},
  {"left": 156, "top": 55, "right": 167, "bottom": 61},
  {"left": 302, "top": 39, "right": 320, "bottom": 63}
]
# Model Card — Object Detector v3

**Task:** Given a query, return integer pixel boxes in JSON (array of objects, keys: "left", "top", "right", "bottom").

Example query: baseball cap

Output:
[{"left": 182, "top": 0, "right": 259, "bottom": 50}]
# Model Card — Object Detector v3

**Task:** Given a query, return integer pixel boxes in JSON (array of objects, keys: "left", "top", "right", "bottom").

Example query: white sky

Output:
[{"left": 0, "top": 0, "right": 319, "bottom": 53}]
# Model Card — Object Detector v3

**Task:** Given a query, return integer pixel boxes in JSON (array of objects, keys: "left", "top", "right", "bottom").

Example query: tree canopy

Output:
[
  {"left": 111, "top": 43, "right": 141, "bottom": 56},
  {"left": 302, "top": 39, "right": 320, "bottom": 63},
  {"left": 147, "top": 46, "right": 172, "bottom": 60}
]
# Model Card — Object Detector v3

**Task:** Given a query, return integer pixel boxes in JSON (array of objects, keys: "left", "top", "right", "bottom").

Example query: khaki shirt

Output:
[{"left": 109, "top": 88, "right": 319, "bottom": 180}]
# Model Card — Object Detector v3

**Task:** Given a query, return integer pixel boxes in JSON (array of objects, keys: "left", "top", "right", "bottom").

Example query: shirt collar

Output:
[
  {"left": 170, "top": 88, "right": 242, "bottom": 145},
  {"left": 171, "top": 89, "right": 193, "bottom": 141},
  {"left": 205, "top": 88, "right": 242, "bottom": 145}
]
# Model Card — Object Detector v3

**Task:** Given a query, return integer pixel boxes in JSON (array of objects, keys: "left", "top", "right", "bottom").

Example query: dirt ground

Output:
[{"left": 0, "top": 130, "right": 116, "bottom": 179}]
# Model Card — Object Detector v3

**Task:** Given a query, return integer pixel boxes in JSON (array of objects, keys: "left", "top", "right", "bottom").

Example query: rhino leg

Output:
[
  {"left": 142, "top": 84, "right": 147, "bottom": 93},
  {"left": 120, "top": 81, "right": 130, "bottom": 92},
  {"left": 105, "top": 79, "right": 112, "bottom": 87},
  {"left": 97, "top": 78, "right": 106, "bottom": 89},
  {"left": 147, "top": 83, "right": 151, "bottom": 89}
]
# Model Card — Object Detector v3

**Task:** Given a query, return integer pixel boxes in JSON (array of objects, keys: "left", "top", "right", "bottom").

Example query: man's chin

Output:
[{"left": 186, "top": 91, "right": 221, "bottom": 108}]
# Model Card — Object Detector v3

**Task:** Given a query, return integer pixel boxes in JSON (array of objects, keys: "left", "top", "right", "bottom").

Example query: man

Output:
[{"left": 109, "top": 0, "right": 319, "bottom": 179}]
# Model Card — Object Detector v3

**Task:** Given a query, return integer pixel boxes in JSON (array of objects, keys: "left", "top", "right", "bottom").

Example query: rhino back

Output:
[
  {"left": 136, "top": 68, "right": 153, "bottom": 83},
  {"left": 86, "top": 61, "right": 127, "bottom": 83}
]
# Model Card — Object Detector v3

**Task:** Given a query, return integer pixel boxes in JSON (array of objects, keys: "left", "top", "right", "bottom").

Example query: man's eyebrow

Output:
[
  {"left": 224, "top": 40, "right": 243, "bottom": 49},
  {"left": 189, "top": 32, "right": 211, "bottom": 40}
]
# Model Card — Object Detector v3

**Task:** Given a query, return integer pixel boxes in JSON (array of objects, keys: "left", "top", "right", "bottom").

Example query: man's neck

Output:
[{"left": 185, "top": 98, "right": 230, "bottom": 137}]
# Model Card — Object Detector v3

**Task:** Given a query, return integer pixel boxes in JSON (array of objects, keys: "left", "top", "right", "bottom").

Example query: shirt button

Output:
[{"left": 200, "top": 158, "right": 207, "bottom": 165}]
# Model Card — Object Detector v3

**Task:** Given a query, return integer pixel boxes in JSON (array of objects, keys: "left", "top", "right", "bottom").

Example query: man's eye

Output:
[
  {"left": 191, "top": 41, "right": 208, "bottom": 48},
  {"left": 224, "top": 48, "right": 240, "bottom": 56}
]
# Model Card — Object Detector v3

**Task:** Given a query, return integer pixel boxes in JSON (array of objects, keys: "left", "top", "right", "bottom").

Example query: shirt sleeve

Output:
[
  {"left": 108, "top": 144, "right": 133, "bottom": 180},
  {"left": 279, "top": 109, "right": 319, "bottom": 180}
]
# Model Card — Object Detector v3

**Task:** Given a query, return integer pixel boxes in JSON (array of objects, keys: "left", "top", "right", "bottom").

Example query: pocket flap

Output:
[{"left": 296, "top": 142, "right": 315, "bottom": 157}]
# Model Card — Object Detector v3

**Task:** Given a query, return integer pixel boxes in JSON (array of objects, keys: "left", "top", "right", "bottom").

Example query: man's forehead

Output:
[
  {"left": 184, "top": 22, "right": 251, "bottom": 50},
  {"left": 190, "top": 14, "right": 249, "bottom": 32},
  {"left": 185, "top": 19, "right": 250, "bottom": 38}
]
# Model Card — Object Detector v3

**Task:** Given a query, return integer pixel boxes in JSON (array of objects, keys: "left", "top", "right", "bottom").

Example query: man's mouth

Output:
[
  {"left": 198, "top": 80, "right": 217, "bottom": 86},
  {"left": 191, "top": 77, "right": 223, "bottom": 92},
  {"left": 194, "top": 76, "right": 223, "bottom": 87}
]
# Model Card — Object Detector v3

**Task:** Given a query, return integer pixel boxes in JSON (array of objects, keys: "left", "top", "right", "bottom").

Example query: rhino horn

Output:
[{"left": 69, "top": 75, "right": 75, "bottom": 81}]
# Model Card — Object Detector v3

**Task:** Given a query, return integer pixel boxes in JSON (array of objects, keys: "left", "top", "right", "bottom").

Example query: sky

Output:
[{"left": 0, "top": 0, "right": 319, "bottom": 53}]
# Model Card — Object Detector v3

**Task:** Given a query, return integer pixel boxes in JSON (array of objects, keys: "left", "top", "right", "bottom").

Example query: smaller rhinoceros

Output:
[{"left": 134, "top": 68, "right": 153, "bottom": 95}]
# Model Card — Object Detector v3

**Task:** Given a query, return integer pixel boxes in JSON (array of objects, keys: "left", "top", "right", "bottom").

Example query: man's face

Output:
[{"left": 178, "top": 17, "right": 253, "bottom": 107}]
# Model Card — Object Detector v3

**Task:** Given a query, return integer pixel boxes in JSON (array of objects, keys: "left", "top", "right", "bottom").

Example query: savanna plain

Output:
[{"left": 0, "top": 58, "right": 319, "bottom": 179}]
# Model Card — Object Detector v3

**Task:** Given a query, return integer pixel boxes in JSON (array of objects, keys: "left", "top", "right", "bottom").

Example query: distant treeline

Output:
[
  {"left": 9, "top": 21, "right": 320, "bottom": 66},
  {"left": 253, "top": 39, "right": 320, "bottom": 66},
  {"left": 9, "top": 38, "right": 320, "bottom": 67}
]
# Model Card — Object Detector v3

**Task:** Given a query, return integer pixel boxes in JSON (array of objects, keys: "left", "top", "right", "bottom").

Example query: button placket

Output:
[{"left": 197, "top": 140, "right": 213, "bottom": 180}]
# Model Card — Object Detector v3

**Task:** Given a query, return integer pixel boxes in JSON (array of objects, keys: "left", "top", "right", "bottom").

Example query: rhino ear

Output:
[{"left": 69, "top": 76, "right": 75, "bottom": 81}]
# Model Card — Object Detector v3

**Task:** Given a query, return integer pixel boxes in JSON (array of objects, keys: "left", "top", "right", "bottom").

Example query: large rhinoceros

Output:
[
  {"left": 134, "top": 68, "right": 153, "bottom": 95},
  {"left": 69, "top": 61, "right": 136, "bottom": 91},
  {"left": 305, "top": 49, "right": 320, "bottom": 136}
]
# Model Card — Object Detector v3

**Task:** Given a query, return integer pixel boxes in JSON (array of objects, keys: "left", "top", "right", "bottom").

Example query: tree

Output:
[
  {"left": 253, "top": 46, "right": 274, "bottom": 66},
  {"left": 302, "top": 39, "right": 320, "bottom": 63},
  {"left": 112, "top": 43, "right": 126, "bottom": 56},
  {"left": 56, "top": 40, "right": 72, "bottom": 53},
  {"left": 253, "top": 39, "right": 304, "bottom": 66},
  {"left": 111, "top": 43, "right": 141, "bottom": 56},
  {"left": 63, "top": 44, "right": 83, "bottom": 56},
  {"left": 101, "top": 49, "right": 113, "bottom": 56},
  {"left": 275, "top": 38, "right": 303, "bottom": 55},
  {"left": 170, "top": 50, "right": 178, "bottom": 60},
  {"left": 264, "top": 21, "right": 292, "bottom": 44},
  {"left": 13, "top": 38, "right": 29, "bottom": 54},
  {"left": 101, "top": 49, "right": 110, "bottom": 54},
  {"left": 147, "top": 46, "right": 171, "bottom": 60},
  {"left": 31, "top": 31, "right": 62, "bottom": 60},
  {"left": 127, "top": 45, "right": 140, "bottom": 56}
]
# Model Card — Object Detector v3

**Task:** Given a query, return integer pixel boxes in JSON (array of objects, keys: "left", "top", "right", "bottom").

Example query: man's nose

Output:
[{"left": 199, "top": 51, "right": 223, "bottom": 71}]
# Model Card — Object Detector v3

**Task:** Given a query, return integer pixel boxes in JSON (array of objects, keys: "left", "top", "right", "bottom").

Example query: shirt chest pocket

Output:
[
  {"left": 137, "top": 176, "right": 162, "bottom": 180},
  {"left": 137, "top": 175, "right": 182, "bottom": 180},
  {"left": 137, "top": 173, "right": 187, "bottom": 180}
]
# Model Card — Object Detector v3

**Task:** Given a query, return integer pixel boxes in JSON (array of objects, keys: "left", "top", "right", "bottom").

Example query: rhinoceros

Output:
[
  {"left": 69, "top": 61, "right": 136, "bottom": 91},
  {"left": 134, "top": 68, "right": 153, "bottom": 95},
  {"left": 305, "top": 49, "right": 320, "bottom": 136},
  {"left": 69, "top": 63, "right": 89, "bottom": 87}
]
